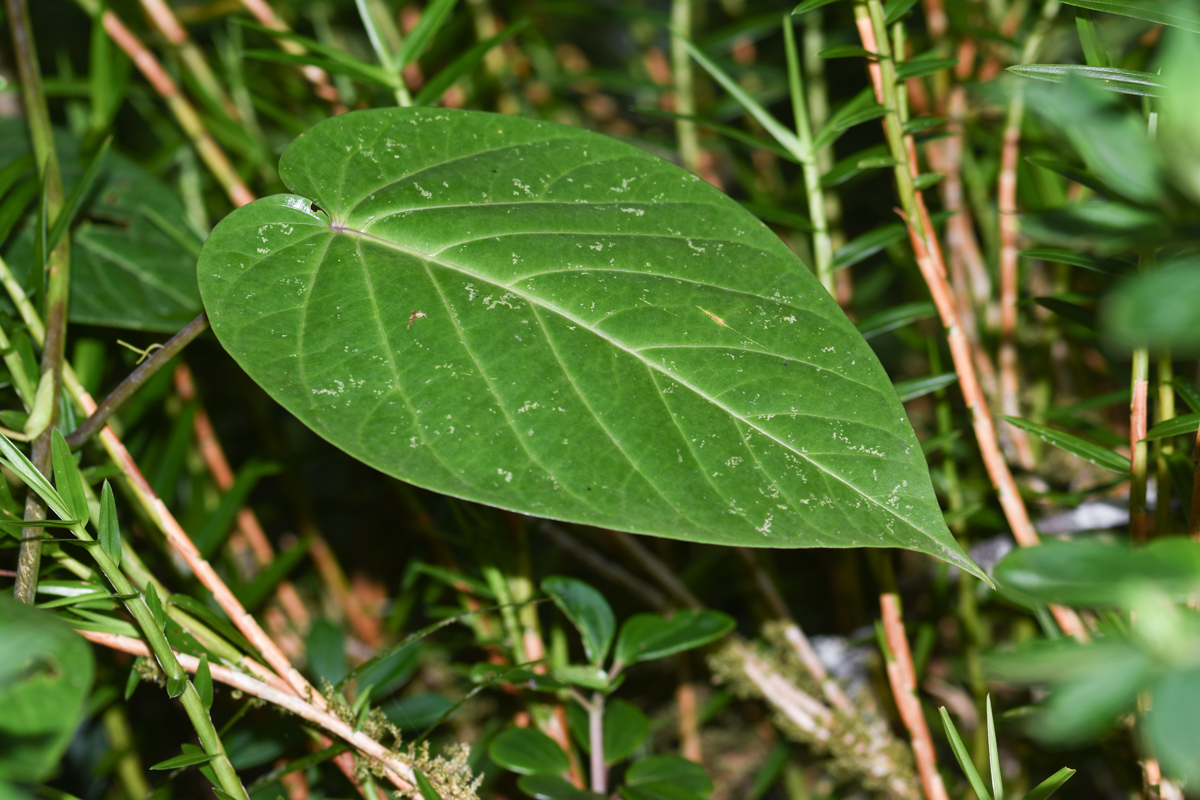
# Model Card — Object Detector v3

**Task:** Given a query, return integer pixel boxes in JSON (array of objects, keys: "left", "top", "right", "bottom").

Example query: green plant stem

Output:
[
  {"left": 71, "top": 518, "right": 248, "bottom": 797},
  {"left": 1155, "top": 354, "right": 1175, "bottom": 535},
  {"left": 8, "top": 0, "right": 71, "bottom": 606},
  {"left": 66, "top": 313, "right": 210, "bottom": 450},
  {"left": 1131, "top": 345, "right": 1150, "bottom": 544},
  {"left": 588, "top": 690, "right": 606, "bottom": 793},
  {"left": 782, "top": 15, "right": 833, "bottom": 296},
  {"left": 355, "top": 0, "right": 413, "bottom": 106},
  {"left": 0, "top": 318, "right": 37, "bottom": 409},
  {"left": 101, "top": 703, "right": 151, "bottom": 799},
  {"left": 670, "top": 0, "right": 700, "bottom": 174}
]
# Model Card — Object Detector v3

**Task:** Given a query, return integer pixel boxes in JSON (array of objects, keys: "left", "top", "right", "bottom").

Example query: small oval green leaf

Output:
[
  {"left": 541, "top": 576, "right": 615, "bottom": 666},
  {"left": 489, "top": 728, "right": 570, "bottom": 776},
  {"left": 614, "top": 609, "right": 734, "bottom": 667}
]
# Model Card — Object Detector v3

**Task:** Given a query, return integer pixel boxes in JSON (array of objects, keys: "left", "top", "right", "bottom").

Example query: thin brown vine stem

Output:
[
  {"left": 75, "top": 629, "right": 417, "bottom": 791},
  {"left": 8, "top": 0, "right": 71, "bottom": 606},
  {"left": 66, "top": 313, "right": 210, "bottom": 450},
  {"left": 1131, "top": 347, "right": 1150, "bottom": 545},
  {"left": 880, "top": 593, "right": 949, "bottom": 800},
  {"left": 854, "top": 0, "right": 1086, "bottom": 642}
]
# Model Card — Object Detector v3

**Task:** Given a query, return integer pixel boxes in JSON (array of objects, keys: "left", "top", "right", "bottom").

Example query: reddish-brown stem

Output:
[
  {"left": 1131, "top": 373, "right": 1150, "bottom": 544},
  {"left": 173, "top": 364, "right": 312, "bottom": 631},
  {"left": 237, "top": 0, "right": 346, "bottom": 111},
  {"left": 856, "top": 5, "right": 1086, "bottom": 642},
  {"left": 100, "top": 11, "right": 254, "bottom": 208},
  {"left": 998, "top": 102, "right": 1036, "bottom": 469},
  {"left": 77, "top": 630, "right": 416, "bottom": 790},
  {"left": 880, "top": 594, "right": 948, "bottom": 800}
]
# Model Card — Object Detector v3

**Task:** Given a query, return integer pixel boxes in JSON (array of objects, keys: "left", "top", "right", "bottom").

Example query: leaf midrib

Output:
[{"left": 328, "top": 224, "right": 939, "bottom": 546}]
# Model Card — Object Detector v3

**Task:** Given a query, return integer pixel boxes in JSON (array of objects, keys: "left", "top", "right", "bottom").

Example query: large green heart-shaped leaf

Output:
[{"left": 197, "top": 107, "right": 978, "bottom": 575}]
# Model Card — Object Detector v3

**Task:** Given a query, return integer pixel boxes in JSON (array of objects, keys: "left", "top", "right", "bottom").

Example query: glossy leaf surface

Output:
[
  {"left": 541, "top": 576, "right": 615, "bottom": 666},
  {"left": 0, "top": 596, "right": 94, "bottom": 782},
  {"left": 197, "top": 108, "right": 978, "bottom": 574},
  {"left": 488, "top": 728, "right": 570, "bottom": 775}
]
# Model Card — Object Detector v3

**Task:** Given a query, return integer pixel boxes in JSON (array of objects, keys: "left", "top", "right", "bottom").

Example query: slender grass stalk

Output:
[
  {"left": 75, "top": 629, "right": 419, "bottom": 788},
  {"left": 588, "top": 691, "right": 606, "bottom": 792},
  {"left": 998, "top": 1, "right": 1062, "bottom": 470},
  {"left": 853, "top": 0, "right": 1086, "bottom": 640},
  {"left": 1131, "top": 346, "right": 1150, "bottom": 544},
  {"left": 7, "top": 0, "right": 71, "bottom": 605},
  {"left": 237, "top": 0, "right": 345, "bottom": 109},
  {"left": 782, "top": 15, "right": 834, "bottom": 296},
  {"left": 73, "top": 4, "right": 256, "bottom": 208},
  {"left": 355, "top": 0, "right": 413, "bottom": 106},
  {"left": 139, "top": 0, "right": 243, "bottom": 122},
  {"left": 670, "top": 0, "right": 700, "bottom": 174},
  {"left": 101, "top": 704, "right": 151, "bottom": 799},
  {"left": 1155, "top": 355, "right": 1175, "bottom": 535}
]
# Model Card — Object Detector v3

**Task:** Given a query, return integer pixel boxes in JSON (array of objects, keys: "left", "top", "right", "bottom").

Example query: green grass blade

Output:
[
  {"left": 1008, "top": 64, "right": 1165, "bottom": 96},
  {"left": 1058, "top": 0, "right": 1200, "bottom": 33},
  {"left": 676, "top": 35, "right": 808, "bottom": 162},
  {"left": 939, "top": 707, "right": 992, "bottom": 800},
  {"left": 1002, "top": 416, "right": 1130, "bottom": 473},
  {"left": 1021, "top": 767, "right": 1076, "bottom": 800},
  {"left": 1144, "top": 412, "right": 1200, "bottom": 442},
  {"left": 987, "top": 696, "right": 1002, "bottom": 800},
  {"left": 414, "top": 20, "right": 527, "bottom": 106},
  {"left": 46, "top": 136, "right": 111, "bottom": 258},
  {"left": 395, "top": 0, "right": 460, "bottom": 68}
]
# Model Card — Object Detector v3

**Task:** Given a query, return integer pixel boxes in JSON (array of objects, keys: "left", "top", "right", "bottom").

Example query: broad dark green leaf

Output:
[
  {"left": 995, "top": 538, "right": 1200, "bottom": 606},
  {"left": 614, "top": 609, "right": 734, "bottom": 667},
  {"left": 0, "top": 596, "right": 94, "bottom": 783},
  {"left": 98, "top": 481, "right": 121, "bottom": 568},
  {"left": 1010, "top": 64, "right": 1166, "bottom": 97},
  {"left": 0, "top": 121, "right": 203, "bottom": 332},
  {"left": 566, "top": 699, "right": 650, "bottom": 764},
  {"left": 1022, "top": 768, "right": 1075, "bottom": 800},
  {"left": 517, "top": 775, "right": 604, "bottom": 800},
  {"left": 551, "top": 664, "right": 610, "bottom": 690},
  {"left": 1057, "top": 0, "right": 1200, "bottom": 33},
  {"left": 306, "top": 619, "right": 346, "bottom": 686},
  {"left": 45, "top": 136, "right": 111, "bottom": 259},
  {"left": 489, "top": 728, "right": 570, "bottom": 775},
  {"left": 1145, "top": 412, "right": 1200, "bottom": 442},
  {"left": 1102, "top": 258, "right": 1200, "bottom": 353},
  {"left": 1146, "top": 668, "right": 1200, "bottom": 785},
  {"left": 197, "top": 108, "right": 980, "bottom": 576},
  {"left": 626, "top": 756, "right": 712, "bottom": 795},
  {"left": 541, "top": 576, "right": 615, "bottom": 666},
  {"left": 1001, "top": 416, "right": 1128, "bottom": 473}
]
